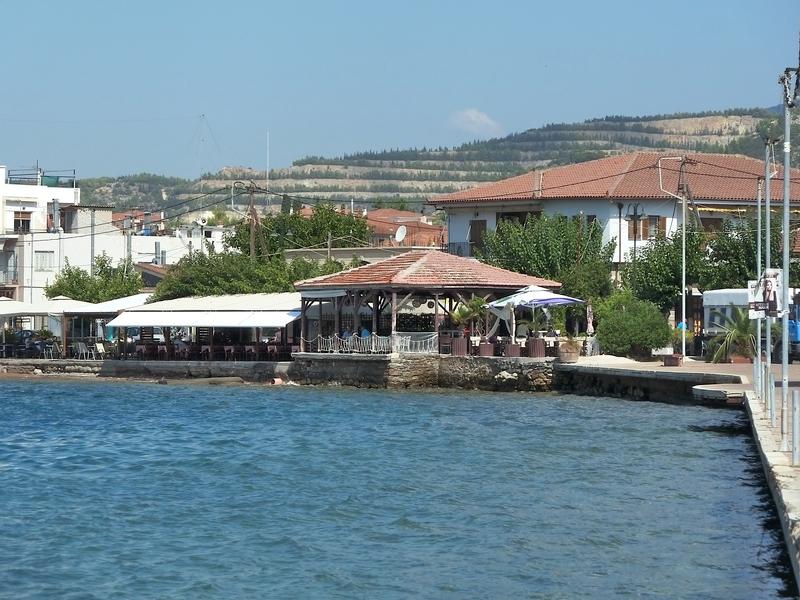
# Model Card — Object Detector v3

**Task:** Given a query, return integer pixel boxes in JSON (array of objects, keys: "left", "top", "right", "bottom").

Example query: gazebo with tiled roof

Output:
[{"left": 293, "top": 249, "right": 559, "bottom": 350}]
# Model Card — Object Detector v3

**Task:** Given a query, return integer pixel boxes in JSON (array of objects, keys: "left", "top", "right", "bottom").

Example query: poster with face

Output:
[{"left": 749, "top": 269, "right": 782, "bottom": 318}]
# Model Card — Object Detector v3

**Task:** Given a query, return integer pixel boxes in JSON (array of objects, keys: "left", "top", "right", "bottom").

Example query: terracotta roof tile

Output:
[
  {"left": 295, "top": 250, "right": 560, "bottom": 291},
  {"left": 431, "top": 152, "right": 800, "bottom": 205}
]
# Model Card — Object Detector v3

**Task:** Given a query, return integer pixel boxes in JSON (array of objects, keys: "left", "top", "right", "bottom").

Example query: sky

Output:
[{"left": 1, "top": 0, "right": 799, "bottom": 179}]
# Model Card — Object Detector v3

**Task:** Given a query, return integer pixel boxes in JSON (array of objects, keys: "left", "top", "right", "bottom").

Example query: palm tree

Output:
[{"left": 711, "top": 304, "right": 756, "bottom": 363}]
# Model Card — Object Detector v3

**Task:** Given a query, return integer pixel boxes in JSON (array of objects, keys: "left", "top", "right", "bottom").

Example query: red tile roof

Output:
[
  {"left": 431, "top": 152, "right": 800, "bottom": 205},
  {"left": 294, "top": 250, "right": 560, "bottom": 291}
]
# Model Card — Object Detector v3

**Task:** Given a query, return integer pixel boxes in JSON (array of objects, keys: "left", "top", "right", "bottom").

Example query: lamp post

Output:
[
  {"left": 779, "top": 66, "right": 798, "bottom": 450},
  {"left": 625, "top": 203, "right": 646, "bottom": 264}
]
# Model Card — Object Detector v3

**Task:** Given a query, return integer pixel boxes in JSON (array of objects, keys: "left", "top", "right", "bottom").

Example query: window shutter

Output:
[
  {"left": 659, "top": 216, "right": 667, "bottom": 235},
  {"left": 640, "top": 218, "right": 649, "bottom": 240},
  {"left": 628, "top": 219, "right": 634, "bottom": 240}
]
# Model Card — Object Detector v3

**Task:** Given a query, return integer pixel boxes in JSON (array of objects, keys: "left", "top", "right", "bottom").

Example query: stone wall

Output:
[
  {"left": 290, "top": 353, "right": 392, "bottom": 387},
  {"left": 553, "top": 364, "right": 743, "bottom": 405},
  {"left": 437, "top": 356, "right": 553, "bottom": 392},
  {"left": 0, "top": 354, "right": 555, "bottom": 392}
]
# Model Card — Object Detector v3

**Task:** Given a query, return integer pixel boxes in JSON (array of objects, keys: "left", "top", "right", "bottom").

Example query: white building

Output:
[
  {"left": 0, "top": 165, "right": 233, "bottom": 303},
  {"left": 430, "top": 152, "right": 800, "bottom": 276}
]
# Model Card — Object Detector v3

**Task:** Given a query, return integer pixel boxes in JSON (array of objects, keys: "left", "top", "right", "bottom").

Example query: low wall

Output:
[
  {"left": 744, "top": 392, "right": 800, "bottom": 587},
  {"left": 293, "top": 353, "right": 554, "bottom": 391},
  {"left": 553, "top": 363, "right": 743, "bottom": 406},
  {"left": 0, "top": 358, "right": 292, "bottom": 383},
  {"left": 291, "top": 353, "right": 392, "bottom": 387},
  {"left": 0, "top": 354, "right": 555, "bottom": 391}
]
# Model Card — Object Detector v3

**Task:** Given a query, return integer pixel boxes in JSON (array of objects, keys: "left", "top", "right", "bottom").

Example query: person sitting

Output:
[
  {"left": 360, "top": 326, "right": 370, "bottom": 338},
  {"left": 341, "top": 328, "right": 352, "bottom": 338}
]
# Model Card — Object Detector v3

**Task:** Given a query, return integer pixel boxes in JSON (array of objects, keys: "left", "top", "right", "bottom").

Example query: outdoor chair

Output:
[
  {"left": 95, "top": 342, "right": 107, "bottom": 360},
  {"left": 76, "top": 341, "right": 95, "bottom": 359},
  {"left": 52, "top": 341, "right": 63, "bottom": 359}
]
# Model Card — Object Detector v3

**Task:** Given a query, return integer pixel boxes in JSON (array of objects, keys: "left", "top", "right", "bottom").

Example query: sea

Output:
[{"left": 0, "top": 378, "right": 795, "bottom": 599}]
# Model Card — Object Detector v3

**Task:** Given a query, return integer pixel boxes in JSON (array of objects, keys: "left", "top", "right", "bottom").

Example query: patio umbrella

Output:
[
  {"left": 488, "top": 285, "right": 584, "bottom": 309},
  {"left": 487, "top": 286, "right": 584, "bottom": 338}
]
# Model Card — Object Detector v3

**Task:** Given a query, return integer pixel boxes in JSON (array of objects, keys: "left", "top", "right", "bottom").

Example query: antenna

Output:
[{"left": 394, "top": 225, "right": 407, "bottom": 244}]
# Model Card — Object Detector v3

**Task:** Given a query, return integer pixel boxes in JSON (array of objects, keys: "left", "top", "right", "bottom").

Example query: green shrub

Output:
[{"left": 595, "top": 290, "right": 672, "bottom": 357}]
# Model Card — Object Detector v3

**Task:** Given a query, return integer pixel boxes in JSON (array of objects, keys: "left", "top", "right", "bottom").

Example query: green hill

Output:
[{"left": 79, "top": 107, "right": 786, "bottom": 216}]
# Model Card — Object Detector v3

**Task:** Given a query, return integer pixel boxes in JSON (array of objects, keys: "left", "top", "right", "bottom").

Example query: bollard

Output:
[
  {"left": 770, "top": 373, "right": 777, "bottom": 428},
  {"left": 753, "top": 359, "right": 760, "bottom": 402},
  {"left": 764, "top": 362, "right": 770, "bottom": 410},
  {"left": 794, "top": 390, "right": 800, "bottom": 466}
]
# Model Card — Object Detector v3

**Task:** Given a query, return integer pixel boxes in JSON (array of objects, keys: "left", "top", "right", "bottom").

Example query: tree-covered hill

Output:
[{"left": 78, "top": 107, "right": 789, "bottom": 216}]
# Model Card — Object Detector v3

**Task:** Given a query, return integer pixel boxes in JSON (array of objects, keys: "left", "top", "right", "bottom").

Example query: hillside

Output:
[{"left": 79, "top": 107, "right": 784, "bottom": 217}]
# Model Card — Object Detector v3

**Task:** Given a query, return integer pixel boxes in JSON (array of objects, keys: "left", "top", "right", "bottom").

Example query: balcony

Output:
[
  {"left": 445, "top": 241, "right": 475, "bottom": 257},
  {"left": 0, "top": 269, "right": 18, "bottom": 284}
]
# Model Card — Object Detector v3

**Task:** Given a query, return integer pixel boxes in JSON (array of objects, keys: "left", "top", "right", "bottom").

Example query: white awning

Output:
[
  {"left": 68, "top": 293, "right": 152, "bottom": 315},
  {"left": 107, "top": 310, "right": 300, "bottom": 329}
]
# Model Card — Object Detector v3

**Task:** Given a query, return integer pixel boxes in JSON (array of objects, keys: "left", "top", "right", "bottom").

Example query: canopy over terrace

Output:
[
  {"left": 107, "top": 292, "right": 301, "bottom": 328},
  {"left": 60, "top": 293, "right": 152, "bottom": 346},
  {"left": 293, "top": 249, "right": 560, "bottom": 351}
]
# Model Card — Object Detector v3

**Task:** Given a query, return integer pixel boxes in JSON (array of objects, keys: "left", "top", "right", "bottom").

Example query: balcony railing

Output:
[
  {"left": 0, "top": 269, "right": 18, "bottom": 284},
  {"left": 445, "top": 241, "right": 474, "bottom": 257}
]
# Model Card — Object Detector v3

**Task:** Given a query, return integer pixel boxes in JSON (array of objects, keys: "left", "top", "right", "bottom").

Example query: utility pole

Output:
[
  {"left": 90, "top": 208, "right": 96, "bottom": 276},
  {"left": 249, "top": 186, "right": 257, "bottom": 261},
  {"left": 756, "top": 177, "right": 763, "bottom": 401},
  {"left": 759, "top": 138, "right": 775, "bottom": 408},
  {"left": 327, "top": 231, "right": 332, "bottom": 260}
]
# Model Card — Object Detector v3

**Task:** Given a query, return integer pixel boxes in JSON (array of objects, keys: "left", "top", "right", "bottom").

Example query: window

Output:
[
  {"left": 496, "top": 211, "right": 539, "bottom": 224},
  {"left": 645, "top": 216, "right": 667, "bottom": 240},
  {"left": 13, "top": 211, "right": 31, "bottom": 233},
  {"left": 34, "top": 251, "right": 54, "bottom": 271},
  {"left": 629, "top": 215, "right": 666, "bottom": 240}
]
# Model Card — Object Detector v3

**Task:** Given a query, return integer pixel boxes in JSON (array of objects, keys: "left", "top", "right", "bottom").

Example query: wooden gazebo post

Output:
[
  {"left": 391, "top": 291, "right": 397, "bottom": 336},
  {"left": 300, "top": 298, "right": 308, "bottom": 352}
]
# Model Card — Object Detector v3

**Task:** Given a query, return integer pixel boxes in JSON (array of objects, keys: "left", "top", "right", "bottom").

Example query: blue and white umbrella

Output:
[
  {"left": 487, "top": 286, "right": 584, "bottom": 338},
  {"left": 488, "top": 285, "right": 584, "bottom": 309}
]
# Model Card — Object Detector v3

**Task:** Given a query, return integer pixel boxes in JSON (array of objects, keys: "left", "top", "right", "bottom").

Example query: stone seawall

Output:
[
  {"left": 293, "top": 353, "right": 554, "bottom": 391},
  {"left": 553, "top": 363, "right": 744, "bottom": 406},
  {"left": 0, "top": 355, "right": 554, "bottom": 392}
]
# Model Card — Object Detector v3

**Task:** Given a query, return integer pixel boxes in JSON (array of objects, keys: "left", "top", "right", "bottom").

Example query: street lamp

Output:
[{"left": 625, "top": 203, "right": 647, "bottom": 263}]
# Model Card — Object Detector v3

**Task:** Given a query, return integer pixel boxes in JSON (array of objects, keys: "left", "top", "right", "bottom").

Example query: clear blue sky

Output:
[{"left": 0, "top": 0, "right": 798, "bottom": 178}]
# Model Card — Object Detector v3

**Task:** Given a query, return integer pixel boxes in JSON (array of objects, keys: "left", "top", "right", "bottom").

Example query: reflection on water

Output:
[{"left": 0, "top": 381, "right": 796, "bottom": 599}]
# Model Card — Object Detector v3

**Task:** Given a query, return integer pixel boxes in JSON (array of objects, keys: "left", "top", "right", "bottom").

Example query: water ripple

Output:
[{"left": 0, "top": 380, "right": 795, "bottom": 598}]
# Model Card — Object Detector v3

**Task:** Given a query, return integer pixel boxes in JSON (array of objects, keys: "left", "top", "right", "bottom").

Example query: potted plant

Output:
[
  {"left": 557, "top": 334, "right": 581, "bottom": 363},
  {"left": 710, "top": 305, "right": 756, "bottom": 363}
]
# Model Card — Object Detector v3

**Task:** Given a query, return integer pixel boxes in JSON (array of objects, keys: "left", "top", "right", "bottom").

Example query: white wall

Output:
[
  {"left": 0, "top": 167, "right": 80, "bottom": 234},
  {"left": 444, "top": 196, "right": 684, "bottom": 261},
  {"left": 17, "top": 232, "right": 195, "bottom": 303}
]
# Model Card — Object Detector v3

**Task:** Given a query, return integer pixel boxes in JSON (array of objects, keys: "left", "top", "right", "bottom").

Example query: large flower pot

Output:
[
  {"left": 663, "top": 353, "right": 683, "bottom": 367},
  {"left": 558, "top": 344, "right": 580, "bottom": 363}
]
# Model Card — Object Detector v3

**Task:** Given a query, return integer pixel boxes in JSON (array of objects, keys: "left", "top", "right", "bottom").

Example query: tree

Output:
[
  {"left": 224, "top": 202, "right": 371, "bottom": 259},
  {"left": 150, "top": 249, "right": 344, "bottom": 301},
  {"left": 44, "top": 254, "right": 142, "bottom": 303},
  {"left": 481, "top": 214, "right": 616, "bottom": 331},
  {"left": 481, "top": 215, "right": 615, "bottom": 289},
  {"left": 625, "top": 219, "right": 800, "bottom": 312},
  {"left": 595, "top": 289, "right": 672, "bottom": 357},
  {"left": 623, "top": 226, "right": 707, "bottom": 312}
]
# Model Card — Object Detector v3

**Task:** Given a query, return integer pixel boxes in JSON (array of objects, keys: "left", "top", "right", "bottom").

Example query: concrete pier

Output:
[{"left": 745, "top": 390, "right": 800, "bottom": 586}]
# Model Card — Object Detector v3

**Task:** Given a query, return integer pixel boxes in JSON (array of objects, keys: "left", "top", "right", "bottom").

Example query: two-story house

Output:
[{"left": 430, "top": 152, "right": 800, "bottom": 277}]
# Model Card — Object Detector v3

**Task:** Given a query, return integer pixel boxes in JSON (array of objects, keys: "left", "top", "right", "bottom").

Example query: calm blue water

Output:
[{"left": 0, "top": 379, "right": 794, "bottom": 599}]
